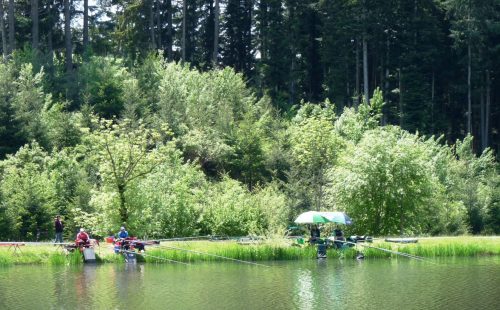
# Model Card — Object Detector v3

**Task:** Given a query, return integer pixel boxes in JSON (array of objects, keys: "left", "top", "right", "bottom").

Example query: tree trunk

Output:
[
  {"left": 384, "top": 36, "right": 390, "bottom": 97},
  {"left": 212, "top": 0, "right": 219, "bottom": 66},
  {"left": 31, "top": 0, "right": 38, "bottom": 50},
  {"left": 64, "top": 0, "right": 72, "bottom": 73},
  {"left": 431, "top": 71, "right": 435, "bottom": 132},
  {"left": 156, "top": 0, "right": 162, "bottom": 50},
  {"left": 117, "top": 184, "right": 128, "bottom": 224},
  {"left": 355, "top": 38, "right": 360, "bottom": 108},
  {"left": 318, "top": 167, "right": 324, "bottom": 211},
  {"left": 166, "top": 0, "right": 172, "bottom": 60},
  {"left": 485, "top": 70, "right": 490, "bottom": 149},
  {"left": 148, "top": 0, "right": 155, "bottom": 49},
  {"left": 480, "top": 80, "right": 485, "bottom": 151},
  {"left": 363, "top": 34, "right": 369, "bottom": 104},
  {"left": 399, "top": 68, "right": 403, "bottom": 127},
  {"left": 346, "top": 60, "right": 350, "bottom": 107},
  {"left": 290, "top": 55, "right": 295, "bottom": 105},
  {"left": 467, "top": 43, "right": 471, "bottom": 135},
  {"left": 181, "top": 0, "right": 186, "bottom": 62},
  {"left": 259, "top": 0, "right": 267, "bottom": 62},
  {"left": 83, "top": 0, "right": 88, "bottom": 52},
  {"left": 47, "top": 0, "right": 53, "bottom": 68},
  {"left": 0, "top": 0, "right": 6, "bottom": 58},
  {"left": 382, "top": 36, "right": 390, "bottom": 125},
  {"left": 399, "top": 203, "right": 404, "bottom": 236},
  {"left": 7, "top": 0, "right": 14, "bottom": 53}
]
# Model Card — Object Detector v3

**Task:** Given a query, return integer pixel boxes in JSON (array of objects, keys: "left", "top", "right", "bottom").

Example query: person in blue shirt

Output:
[
  {"left": 117, "top": 226, "right": 129, "bottom": 250},
  {"left": 118, "top": 226, "right": 129, "bottom": 239}
]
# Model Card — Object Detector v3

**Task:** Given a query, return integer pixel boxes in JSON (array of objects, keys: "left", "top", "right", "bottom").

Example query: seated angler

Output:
[
  {"left": 76, "top": 228, "right": 90, "bottom": 247},
  {"left": 309, "top": 225, "right": 321, "bottom": 244},
  {"left": 333, "top": 227, "right": 345, "bottom": 249},
  {"left": 117, "top": 226, "right": 130, "bottom": 250}
]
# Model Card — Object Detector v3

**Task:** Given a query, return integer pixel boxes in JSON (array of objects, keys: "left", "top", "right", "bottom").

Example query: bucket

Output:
[
  {"left": 106, "top": 236, "right": 115, "bottom": 243},
  {"left": 114, "top": 245, "right": 120, "bottom": 253}
]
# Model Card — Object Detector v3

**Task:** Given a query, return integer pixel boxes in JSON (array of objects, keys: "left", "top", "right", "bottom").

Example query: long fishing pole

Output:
[
  {"left": 153, "top": 236, "right": 212, "bottom": 242},
  {"left": 0, "top": 241, "right": 75, "bottom": 246},
  {"left": 157, "top": 244, "right": 271, "bottom": 267},
  {"left": 339, "top": 240, "right": 434, "bottom": 263},
  {"left": 121, "top": 250, "right": 190, "bottom": 265}
]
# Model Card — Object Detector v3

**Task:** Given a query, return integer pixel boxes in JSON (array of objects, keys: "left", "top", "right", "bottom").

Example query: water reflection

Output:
[
  {"left": 0, "top": 257, "right": 498, "bottom": 309},
  {"left": 295, "top": 268, "right": 314, "bottom": 310}
]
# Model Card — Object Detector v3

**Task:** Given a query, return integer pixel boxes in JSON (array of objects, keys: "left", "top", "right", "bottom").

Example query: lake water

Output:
[{"left": 0, "top": 257, "right": 498, "bottom": 309}]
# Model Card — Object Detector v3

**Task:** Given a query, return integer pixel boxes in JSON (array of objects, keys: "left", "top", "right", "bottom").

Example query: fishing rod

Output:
[
  {"left": 156, "top": 244, "right": 271, "bottom": 267},
  {"left": 338, "top": 240, "right": 435, "bottom": 263},
  {"left": 153, "top": 236, "right": 212, "bottom": 242},
  {"left": 152, "top": 235, "right": 264, "bottom": 243},
  {"left": 0, "top": 241, "right": 75, "bottom": 246},
  {"left": 121, "top": 250, "right": 190, "bottom": 265}
]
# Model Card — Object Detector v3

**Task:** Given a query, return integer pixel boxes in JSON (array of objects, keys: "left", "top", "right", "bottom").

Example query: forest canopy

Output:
[
  {"left": 0, "top": 0, "right": 498, "bottom": 239},
  {"left": 0, "top": 58, "right": 497, "bottom": 240}
]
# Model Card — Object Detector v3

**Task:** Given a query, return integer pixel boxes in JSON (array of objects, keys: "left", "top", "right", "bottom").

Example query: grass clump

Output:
[
  {"left": 0, "top": 252, "right": 14, "bottom": 266},
  {"left": 377, "top": 236, "right": 500, "bottom": 258}
]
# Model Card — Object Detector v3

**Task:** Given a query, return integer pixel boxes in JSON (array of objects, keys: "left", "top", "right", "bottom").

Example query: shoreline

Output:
[{"left": 1, "top": 236, "right": 499, "bottom": 266}]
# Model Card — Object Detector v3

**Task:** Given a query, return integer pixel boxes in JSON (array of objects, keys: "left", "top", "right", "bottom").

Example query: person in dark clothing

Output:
[
  {"left": 54, "top": 215, "right": 64, "bottom": 243},
  {"left": 310, "top": 225, "right": 321, "bottom": 244},
  {"left": 333, "top": 227, "right": 345, "bottom": 249}
]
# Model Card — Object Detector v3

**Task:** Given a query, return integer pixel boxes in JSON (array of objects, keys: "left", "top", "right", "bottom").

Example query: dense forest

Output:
[{"left": 0, "top": 0, "right": 498, "bottom": 239}]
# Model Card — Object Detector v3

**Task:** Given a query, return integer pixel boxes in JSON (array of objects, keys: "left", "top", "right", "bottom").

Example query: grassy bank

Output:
[
  {"left": 377, "top": 236, "right": 500, "bottom": 258},
  {"left": 0, "top": 236, "right": 498, "bottom": 265},
  {"left": 0, "top": 247, "right": 85, "bottom": 266}
]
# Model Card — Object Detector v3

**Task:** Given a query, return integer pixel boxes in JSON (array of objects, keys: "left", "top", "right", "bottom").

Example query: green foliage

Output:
[
  {"left": 334, "top": 88, "right": 384, "bottom": 142},
  {"left": 77, "top": 57, "right": 132, "bottom": 117},
  {"left": 0, "top": 143, "right": 55, "bottom": 240},
  {"left": 202, "top": 177, "right": 263, "bottom": 236},
  {"left": 11, "top": 64, "right": 49, "bottom": 147},
  {"left": 0, "top": 61, "right": 22, "bottom": 158},
  {"left": 154, "top": 61, "right": 275, "bottom": 182},
  {"left": 201, "top": 177, "right": 287, "bottom": 236},
  {"left": 451, "top": 135, "right": 499, "bottom": 234},
  {"left": 125, "top": 147, "right": 208, "bottom": 238},
  {"left": 85, "top": 117, "right": 170, "bottom": 224},
  {"left": 0, "top": 56, "right": 498, "bottom": 241},
  {"left": 47, "top": 149, "right": 92, "bottom": 232},
  {"left": 288, "top": 101, "right": 343, "bottom": 211},
  {"left": 42, "top": 102, "right": 82, "bottom": 151},
  {"left": 227, "top": 105, "right": 271, "bottom": 189},
  {"left": 329, "top": 127, "right": 441, "bottom": 235}
]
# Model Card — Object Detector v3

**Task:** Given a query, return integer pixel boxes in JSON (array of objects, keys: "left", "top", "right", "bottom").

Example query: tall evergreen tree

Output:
[
  {"left": 0, "top": 0, "right": 6, "bottom": 57},
  {"left": 31, "top": 0, "right": 39, "bottom": 50},
  {"left": 222, "top": 0, "right": 253, "bottom": 76}
]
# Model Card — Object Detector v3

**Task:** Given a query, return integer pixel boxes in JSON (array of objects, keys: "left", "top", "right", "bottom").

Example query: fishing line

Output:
[
  {"left": 121, "top": 250, "right": 190, "bottom": 265},
  {"left": 156, "top": 244, "right": 271, "bottom": 267},
  {"left": 340, "top": 240, "right": 436, "bottom": 264}
]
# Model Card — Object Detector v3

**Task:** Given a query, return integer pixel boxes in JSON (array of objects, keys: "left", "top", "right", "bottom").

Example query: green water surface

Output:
[{"left": 0, "top": 257, "right": 498, "bottom": 310}]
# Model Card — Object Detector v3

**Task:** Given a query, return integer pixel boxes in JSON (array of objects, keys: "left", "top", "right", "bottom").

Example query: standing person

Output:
[{"left": 54, "top": 215, "right": 64, "bottom": 243}]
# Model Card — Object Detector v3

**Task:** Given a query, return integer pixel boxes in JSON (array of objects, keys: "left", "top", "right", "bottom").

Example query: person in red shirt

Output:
[{"left": 76, "top": 228, "right": 90, "bottom": 247}]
